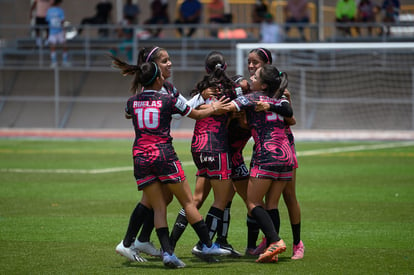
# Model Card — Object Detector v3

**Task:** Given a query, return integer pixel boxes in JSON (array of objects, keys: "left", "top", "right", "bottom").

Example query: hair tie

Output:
[
  {"left": 279, "top": 71, "right": 283, "bottom": 76},
  {"left": 145, "top": 47, "right": 159, "bottom": 62},
  {"left": 143, "top": 62, "right": 159, "bottom": 86},
  {"left": 258, "top": 48, "right": 270, "bottom": 64}
]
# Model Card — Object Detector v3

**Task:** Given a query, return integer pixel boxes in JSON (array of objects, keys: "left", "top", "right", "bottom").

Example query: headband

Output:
[
  {"left": 143, "top": 62, "right": 159, "bottom": 86},
  {"left": 145, "top": 47, "right": 159, "bottom": 62},
  {"left": 258, "top": 48, "right": 270, "bottom": 64},
  {"left": 233, "top": 76, "right": 244, "bottom": 83}
]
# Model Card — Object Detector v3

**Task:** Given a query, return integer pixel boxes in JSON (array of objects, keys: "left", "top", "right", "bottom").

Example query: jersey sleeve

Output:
[
  {"left": 172, "top": 95, "right": 192, "bottom": 117},
  {"left": 268, "top": 98, "right": 293, "bottom": 117},
  {"left": 232, "top": 95, "right": 255, "bottom": 112},
  {"left": 125, "top": 96, "right": 134, "bottom": 116},
  {"left": 171, "top": 94, "right": 189, "bottom": 120},
  {"left": 186, "top": 94, "right": 205, "bottom": 108}
]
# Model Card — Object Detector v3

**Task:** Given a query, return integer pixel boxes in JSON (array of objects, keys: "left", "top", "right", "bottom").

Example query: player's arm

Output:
[
  {"left": 255, "top": 101, "right": 293, "bottom": 118},
  {"left": 282, "top": 89, "right": 296, "bottom": 125},
  {"left": 187, "top": 96, "right": 230, "bottom": 120}
]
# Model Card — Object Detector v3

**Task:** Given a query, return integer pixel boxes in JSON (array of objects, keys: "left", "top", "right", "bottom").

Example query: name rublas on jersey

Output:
[{"left": 133, "top": 100, "right": 162, "bottom": 108}]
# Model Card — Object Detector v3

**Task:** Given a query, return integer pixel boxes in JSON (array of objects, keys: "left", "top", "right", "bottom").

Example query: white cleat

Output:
[
  {"left": 133, "top": 239, "right": 162, "bottom": 257},
  {"left": 115, "top": 240, "right": 147, "bottom": 262}
]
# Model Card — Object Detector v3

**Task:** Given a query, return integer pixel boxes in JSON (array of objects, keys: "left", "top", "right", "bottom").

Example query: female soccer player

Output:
[
  {"left": 246, "top": 47, "right": 304, "bottom": 260},
  {"left": 112, "top": 58, "right": 230, "bottom": 268},
  {"left": 170, "top": 51, "right": 243, "bottom": 257},
  {"left": 227, "top": 64, "right": 293, "bottom": 263},
  {"left": 114, "top": 46, "right": 217, "bottom": 259}
]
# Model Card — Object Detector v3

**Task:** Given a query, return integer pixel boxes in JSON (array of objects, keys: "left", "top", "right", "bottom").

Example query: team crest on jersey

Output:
[
  {"left": 175, "top": 98, "right": 187, "bottom": 111},
  {"left": 238, "top": 95, "right": 249, "bottom": 105}
]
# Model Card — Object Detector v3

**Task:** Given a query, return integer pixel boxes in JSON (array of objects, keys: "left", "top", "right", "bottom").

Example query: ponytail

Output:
[{"left": 111, "top": 55, "right": 160, "bottom": 93}]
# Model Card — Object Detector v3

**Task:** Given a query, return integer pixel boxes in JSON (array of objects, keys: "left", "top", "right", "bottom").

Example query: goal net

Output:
[{"left": 236, "top": 43, "right": 414, "bottom": 131}]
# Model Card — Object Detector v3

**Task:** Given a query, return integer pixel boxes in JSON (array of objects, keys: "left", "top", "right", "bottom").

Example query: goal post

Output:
[{"left": 236, "top": 42, "right": 414, "bottom": 131}]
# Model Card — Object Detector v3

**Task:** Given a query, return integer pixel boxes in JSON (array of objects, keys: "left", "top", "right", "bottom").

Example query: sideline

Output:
[
  {"left": 1, "top": 128, "right": 414, "bottom": 141},
  {"left": 2, "top": 141, "right": 414, "bottom": 174}
]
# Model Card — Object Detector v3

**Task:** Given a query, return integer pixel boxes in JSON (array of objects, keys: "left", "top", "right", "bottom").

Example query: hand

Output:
[
  {"left": 202, "top": 87, "right": 218, "bottom": 100},
  {"left": 211, "top": 96, "right": 231, "bottom": 114},
  {"left": 283, "top": 89, "right": 291, "bottom": 103},
  {"left": 254, "top": 101, "right": 270, "bottom": 112}
]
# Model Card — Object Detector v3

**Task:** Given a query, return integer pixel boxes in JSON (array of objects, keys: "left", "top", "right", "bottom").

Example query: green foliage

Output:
[{"left": 0, "top": 139, "right": 413, "bottom": 274}]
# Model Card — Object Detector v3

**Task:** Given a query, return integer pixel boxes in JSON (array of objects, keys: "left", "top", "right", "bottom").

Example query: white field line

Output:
[{"left": 2, "top": 141, "right": 414, "bottom": 175}]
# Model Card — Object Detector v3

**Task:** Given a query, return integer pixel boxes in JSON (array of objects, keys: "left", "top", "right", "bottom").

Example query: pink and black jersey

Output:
[
  {"left": 125, "top": 89, "right": 191, "bottom": 156},
  {"left": 191, "top": 102, "right": 231, "bottom": 153},
  {"left": 162, "top": 80, "right": 180, "bottom": 97},
  {"left": 191, "top": 86, "right": 241, "bottom": 154},
  {"left": 227, "top": 116, "right": 251, "bottom": 179},
  {"left": 232, "top": 92, "right": 294, "bottom": 168}
]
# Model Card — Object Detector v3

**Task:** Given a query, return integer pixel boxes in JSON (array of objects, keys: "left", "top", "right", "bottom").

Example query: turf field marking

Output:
[
  {"left": 0, "top": 167, "right": 132, "bottom": 174},
  {"left": 296, "top": 141, "right": 414, "bottom": 156},
  {"left": 2, "top": 141, "right": 414, "bottom": 174}
]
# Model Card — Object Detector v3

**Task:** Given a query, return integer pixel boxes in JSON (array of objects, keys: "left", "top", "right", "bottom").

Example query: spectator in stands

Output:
[
  {"left": 110, "top": 15, "right": 134, "bottom": 63},
  {"left": 260, "top": 13, "right": 284, "bottom": 43},
  {"left": 123, "top": 0, "right": 140, "bottom": 25},
  {"left": 356, "top": 0, "right": 378, "bottom": 36},
  {"left": 252, "top": 0, "right": 268, "bottom": 24},
  {"left": 335, "top": 0, "right": 357, "bottom": 36},
  {"left": 78, "top": 0, "right": 113, "bottom": 37},
  {"left": 380, "top": 0, "right": 400, "bottom": 35},
  {"left": 175, "top": 0, "right": 203, "bottom": 38},
  {"left": 207, "top": 0, "right": 230, "bottom": 37},
  {"left": 46, "top": 0, "right": 68, "bottom": 67},
  {"left": 284, "top": 0, "right": 310, "bottom": 41},
  {"left": 30, "top": 0, "right": 53, "bottom": 47},
  {"left": 144, "top": 0, "right": 170, "bottom": 38}
]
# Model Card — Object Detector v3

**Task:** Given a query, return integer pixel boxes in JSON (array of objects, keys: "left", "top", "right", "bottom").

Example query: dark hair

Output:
[
  {"left": 137, "top": 46, "right": 165, "bottom": 66},
  {"left": 110, "top": 46, "right": 164, "bottom": 93},
  {"left": 137, "top": 62, "right": 160, "bottom": 87},
  {"left": 191, "top": 51, "right": 235, "bottom": 99},
  {"left": 259, "top": 64, "right": 288, "bottom": 98},
  {"left": 110, "top": 55, "right": 160, "bottom": 93},
  {"left": 249, "top": 48, "right": 272, "bottom": 64},
  {"left": 205, "top": 51, "right": 227, "bottom": 74}
]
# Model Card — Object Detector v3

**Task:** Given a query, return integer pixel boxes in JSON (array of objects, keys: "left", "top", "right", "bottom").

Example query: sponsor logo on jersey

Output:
[{"left": 175, "top": 98, "right": 187, "bottom": 112}]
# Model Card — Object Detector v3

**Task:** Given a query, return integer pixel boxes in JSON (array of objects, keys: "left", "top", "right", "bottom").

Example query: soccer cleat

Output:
[
  {"left": 245, "top": 248, "right": 258, "bottom": 256},
  {"left": 291, "top": 240, "right": 305, "bottom": 260},
  {"left": 216, "top": 241, "right": 242, "bottom": 257},
  {"left": 162, "top": 252, "right": 186, "bottom": 268},
  {"left": 270, "top": 254, "right": 279, "bottom": 263},
  {"left": 133, "top": 239, "right": 162, "bottom": 257},
  {"left": 256, "top": 239, "right": 286, "bottom": 263},
  {"left": 115, "top": 240, "right": 147, "bottom": 262},
  {"left": 251, "top": 236, "right": 267, "bottom": 255},
  {"left": 201, "top": 242, "right": 232, "bottom": 256},
  {"left": 191, "top": 243, "right": 220, "bottom": 263}
]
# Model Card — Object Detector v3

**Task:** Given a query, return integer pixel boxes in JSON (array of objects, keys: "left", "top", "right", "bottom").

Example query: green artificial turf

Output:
[{"left": 0, "top": 139, "right": 413, "bottom": 274}]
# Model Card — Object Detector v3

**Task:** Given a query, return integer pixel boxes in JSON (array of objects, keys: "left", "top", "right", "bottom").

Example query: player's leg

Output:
[
  {"left": 170, "top": 176, "right": 211, "bottom": 248},
  {"left": 282, "top": 168, "right": 304, "bottom": 259}
]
